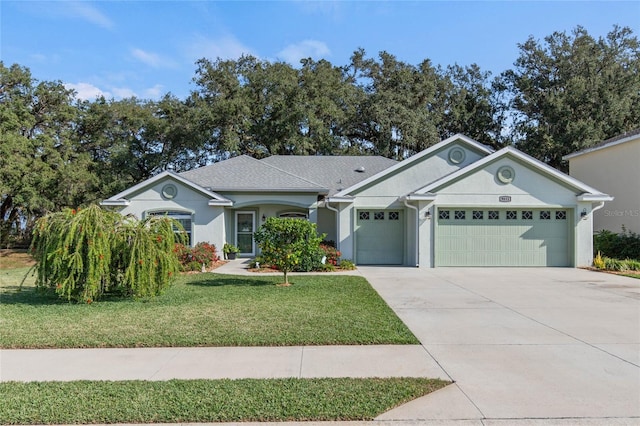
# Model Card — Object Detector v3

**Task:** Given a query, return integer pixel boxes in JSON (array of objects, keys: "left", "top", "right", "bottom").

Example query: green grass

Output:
[
  {"left": 0, "top": 268, "right": 418, "bottom": 348},
  {"left": 0, "top": 378, "right": 449, "bottom": 424}
]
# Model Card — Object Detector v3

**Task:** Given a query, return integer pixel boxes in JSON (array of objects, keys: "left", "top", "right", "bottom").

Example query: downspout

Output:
[
  {"left": 403, "top": 199, "right": 419, "bottom": 267},
  {"left": 591, "top": 201, "right": 605, "bottom": 214},
  {"left": 325, "top": 199, "right": 340, "bottom": 251}
]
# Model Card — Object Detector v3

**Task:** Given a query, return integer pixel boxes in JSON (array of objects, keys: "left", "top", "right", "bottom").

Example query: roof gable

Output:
[
  {"left": 101, "top": 171, "right": 232, "bottom": 206},
  {"left": 334, "top": 134, "right": 494, "bottom": 197},
  {"left": 179, "top": 155, "right": 328, "bottom": 193},
  {"left": 416, "top": 146, "right": 610, "bottom": 199}
]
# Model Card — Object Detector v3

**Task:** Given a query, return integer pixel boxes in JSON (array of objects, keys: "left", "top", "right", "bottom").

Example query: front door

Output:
[{"left": 235, "top": 211, "right": 255, "bottom": 256}]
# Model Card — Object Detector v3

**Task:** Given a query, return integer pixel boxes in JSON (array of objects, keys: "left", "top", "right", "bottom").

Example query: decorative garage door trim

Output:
[
  {"left": 435, "top": 208, "right": 573, "bottom": 267},
  {"left": 355, "top": 209, "right": 404, "bottom": 265}
]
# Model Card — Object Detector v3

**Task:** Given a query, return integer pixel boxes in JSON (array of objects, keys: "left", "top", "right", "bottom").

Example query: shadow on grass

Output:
[
  {"left": 184, "top": 274, "right": 279, "bottom": 288},
  {"left": 0, "top": 286, "right": 65, "bottom": 306}
]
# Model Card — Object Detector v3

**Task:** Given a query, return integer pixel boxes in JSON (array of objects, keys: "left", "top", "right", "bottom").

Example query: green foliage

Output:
[
  {"left": 593, "top": 228, "right": 640, "bottom": 260},
  {"left": 30, "top": 205, "right": 182, "bottom": 302},
  {"left": 253, "top": 218, "right": 325, "bottom": 284},
  {"left": 502, "top": 25, "right": 640, "bottom": 170},
  {"left": 223, "top": 243, "right": 239, "bottom": 254},
  {"left": 339, "top": 259, "right": 356, "bottom": 270}
]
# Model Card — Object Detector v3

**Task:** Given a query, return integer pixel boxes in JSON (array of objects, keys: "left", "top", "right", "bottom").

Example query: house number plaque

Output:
[{"left": 499, "top": 196, "right": 512, "bottom": 202}]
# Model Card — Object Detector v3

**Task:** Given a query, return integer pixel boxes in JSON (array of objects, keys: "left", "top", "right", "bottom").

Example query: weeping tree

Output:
[{"left": 30, "top": 205, "right": 184, "bottom": 302}]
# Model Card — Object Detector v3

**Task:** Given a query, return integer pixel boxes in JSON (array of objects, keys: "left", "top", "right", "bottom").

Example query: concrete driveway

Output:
[{"left": 359, "top": 267, "right": 640, "bottom": 423}]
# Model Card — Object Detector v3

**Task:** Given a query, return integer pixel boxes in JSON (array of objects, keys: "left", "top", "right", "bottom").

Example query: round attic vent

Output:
[
  {"left": 355, "top": 166, "right": 365, "bottom": 173},
  {"left": 162, "top": 184, "right": 178, "bottom": 199},
  {"left": 497, "top": 166, "right": 515, "bottom": 184},
  {"left": 448, "top": 147, "right": 466, "bottom": 164}
]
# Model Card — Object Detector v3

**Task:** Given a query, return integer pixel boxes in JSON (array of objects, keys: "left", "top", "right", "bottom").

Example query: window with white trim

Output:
[{"left": 147, "top": 211, "right": 192, "bottom": 245}]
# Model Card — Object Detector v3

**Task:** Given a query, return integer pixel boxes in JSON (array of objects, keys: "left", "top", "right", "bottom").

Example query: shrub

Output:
[
  {"left": 31, "top": 205, "right": 184, "bottom": 302},
  {"left": 339, "top": 259, "right": 356, "bottom": 270},
  {"left": 593, "top": 252, "right": 605, "bottom": 270},
  {"left": 320, "top": 243, "right": 341, "bottom": 266},
  {"left": 253, "top": 217, "right": 325, "bottom": 285},
  {"left": 594, "top": 228, "right": 640, "bottom": 260}
]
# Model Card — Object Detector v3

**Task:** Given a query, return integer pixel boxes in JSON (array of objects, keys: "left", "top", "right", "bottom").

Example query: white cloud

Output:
[
  {"left": 112, "top": 87, "right": 137, "bottom": 99},
  {"left": 64, "top": 82, "right": 110, "bottom": 100},
  {"left": 131, "top": 48, "right": 177, "bottom": 69},
  {"left": 277, "top": 40, "right": 331, "bottom": 64},
  {"left": 62, "top": 1, "right": 114, "bottom": 29},
  {"left": 186, "top": 34, "right": 255, "bottom": 61},
  {"left": 144, "top": 84, "right": 164, "bottom": 100}
]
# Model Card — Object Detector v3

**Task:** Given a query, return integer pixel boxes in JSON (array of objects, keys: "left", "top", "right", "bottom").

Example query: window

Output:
[
  {"left": 472, "top": 210, "right": 484, "bottom": 220},
  {"left": 454, "top": 210, "right": 466, "bottom": 220},
  {"left": 506, "top": 211, "right": 517, "bottom": 220},
  {"left": 374, "top": 211, "right": 385, "bottom": 220},
  {"left": 279, "top": 212, "right": 308, "bottom": 219},
  {"left": 388, "top": 211, "right": 399, "bottom": 220},
  {"left": 439, "top": 210, "right": 450, "bottom": 220},
  {"left": 488, "top": 210, "right": 499, "bottom": 220},
  {"left": 556, "top": 211, "right": 567, "bottom": 220},
  {"left": 540, "top": 211, "right": 551, "bottom": 220},
  {"left": 522, "top": 211, "right": 533, "bottom": 220},
  {"left": 359, "top": 211, "right": 370, "bottom": 221},
  {"left": 147, "top": 211, "right": 192, "bottom": 245}
]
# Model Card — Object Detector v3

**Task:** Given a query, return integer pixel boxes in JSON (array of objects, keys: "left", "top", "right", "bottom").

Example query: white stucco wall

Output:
[
  {"left": 568, "top": 138, "right": 640, "bottom": 234},
  {"left": 112, "top": 177, "right": 226, "bottom": 251},
  {"left": 355, "top": 143, "right": 485, "bottom": 198}
]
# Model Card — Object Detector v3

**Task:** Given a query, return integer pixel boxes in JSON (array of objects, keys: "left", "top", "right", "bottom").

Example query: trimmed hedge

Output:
[{"left": 593, "top": 228, "right": 640, "bottom": 261}]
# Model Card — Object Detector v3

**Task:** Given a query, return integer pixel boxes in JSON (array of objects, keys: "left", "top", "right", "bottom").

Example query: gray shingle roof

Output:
[
  {"left": 260, "top": 155, "right": 398, "bottom": 195},
  {"left": 179, "top": 155, "right": 328, "bottom": 192},
  {"left": 564, "top": 128, "right": 640, "bottom": 159}
]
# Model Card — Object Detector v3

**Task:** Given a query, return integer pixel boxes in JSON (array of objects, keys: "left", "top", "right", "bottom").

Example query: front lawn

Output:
[
  {"left": 0, "top": 378, "right": 449, "bottom": 424},
  {"left": 0, "top": 268, "right": 418, "bottom": 348}
]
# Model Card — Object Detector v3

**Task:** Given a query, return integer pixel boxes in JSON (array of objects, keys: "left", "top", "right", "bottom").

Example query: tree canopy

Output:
[{"left": 2, "top": 25, "right": 639, "bottom": 246}]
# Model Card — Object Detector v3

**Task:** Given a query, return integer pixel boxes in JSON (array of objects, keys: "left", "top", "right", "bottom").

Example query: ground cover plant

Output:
[
  {"left": 0, "top": 377, "right": 449, "bottom": 424},
  {"left": 0, "top": 268, "right": 418, "bottom": 348}
]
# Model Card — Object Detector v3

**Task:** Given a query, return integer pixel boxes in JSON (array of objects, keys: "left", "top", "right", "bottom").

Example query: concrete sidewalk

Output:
[{"left": 0, "top": 345, "right": 447, "bottom": 382}]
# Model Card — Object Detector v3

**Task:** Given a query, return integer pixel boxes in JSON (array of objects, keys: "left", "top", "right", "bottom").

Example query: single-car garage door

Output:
[
  {"left": 435, "top": 208, "right": 572, "bottom": 266},
  {"left": 356, "top": 210, "right": 403, "bottom": 264}
]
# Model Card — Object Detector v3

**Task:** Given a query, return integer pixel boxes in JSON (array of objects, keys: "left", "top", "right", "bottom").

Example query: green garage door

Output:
[
  {"left": 435, "top": 208, "right": 572, "bottom": 266},
  {"left": 356, "top": 210, "right": 404, "bottom": 265}
]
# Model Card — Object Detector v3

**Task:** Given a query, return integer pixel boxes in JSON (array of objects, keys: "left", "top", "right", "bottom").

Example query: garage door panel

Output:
[
  {"left": 436, "top": 208, "right": 571, "bottom": 267},
  {"left": 356, "top": 210, "right": 403, "bottom": 265}
]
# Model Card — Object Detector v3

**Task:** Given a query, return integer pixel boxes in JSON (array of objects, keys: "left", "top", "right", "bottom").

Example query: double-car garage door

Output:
[{"left": 435, "top": 208, "right": 572, "bottom": 267}]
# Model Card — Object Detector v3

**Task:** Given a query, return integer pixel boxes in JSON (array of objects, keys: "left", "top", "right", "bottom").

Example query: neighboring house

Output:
[
  {"left": 564, "top": 129, "right": 640, "bottom": 235},
  {"left": 102, "top": 134, "right": 611, "bottom": 267}
]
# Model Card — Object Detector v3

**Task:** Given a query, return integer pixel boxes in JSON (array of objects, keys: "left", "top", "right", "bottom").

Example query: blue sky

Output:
[{"left": 2, "top": 1, "right": 638, "bottom": 101}]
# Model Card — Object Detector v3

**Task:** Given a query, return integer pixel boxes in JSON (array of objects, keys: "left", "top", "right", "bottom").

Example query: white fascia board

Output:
[
  {"left": 208, "top": 200, "right": 234, "bottom": 206},
  {"left": 416, "top": 146, "right": 605, "bottom": 196},
  {"left": 326, "top": 196, "right": 355, "bottom": 203},
  {"left": 212, "top": 187, "right": 328, "bottom": 193},
  {"left": 102, "top": 170, "right": 232, "bottom": 204},
  {"left": 563, "top": 135, "right": 639, "bottom": 160},
  {"left": 333, "top": 134, "right": 494, "bottom": 197},
  {"left": 577, "top": 194, "right": 614, "bottom": 202},
  {"left": 100, "top": 199, "right": 130, "bottom": 206},
  {"left": 400, "top": 193, "right": 437, "bottom": 202}
]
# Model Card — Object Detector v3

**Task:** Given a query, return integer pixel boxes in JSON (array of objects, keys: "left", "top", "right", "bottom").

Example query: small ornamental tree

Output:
[
  {"left": 253, "top": 217, "right": 325, "bottom": 285},
  {"left": 30, "top": 205, "right": 184, "bottom": 302}
]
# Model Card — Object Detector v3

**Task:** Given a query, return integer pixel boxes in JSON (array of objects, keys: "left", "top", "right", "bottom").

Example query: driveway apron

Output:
[{"left": 359, "top": 266, "right": 640, "bottom": 422}]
